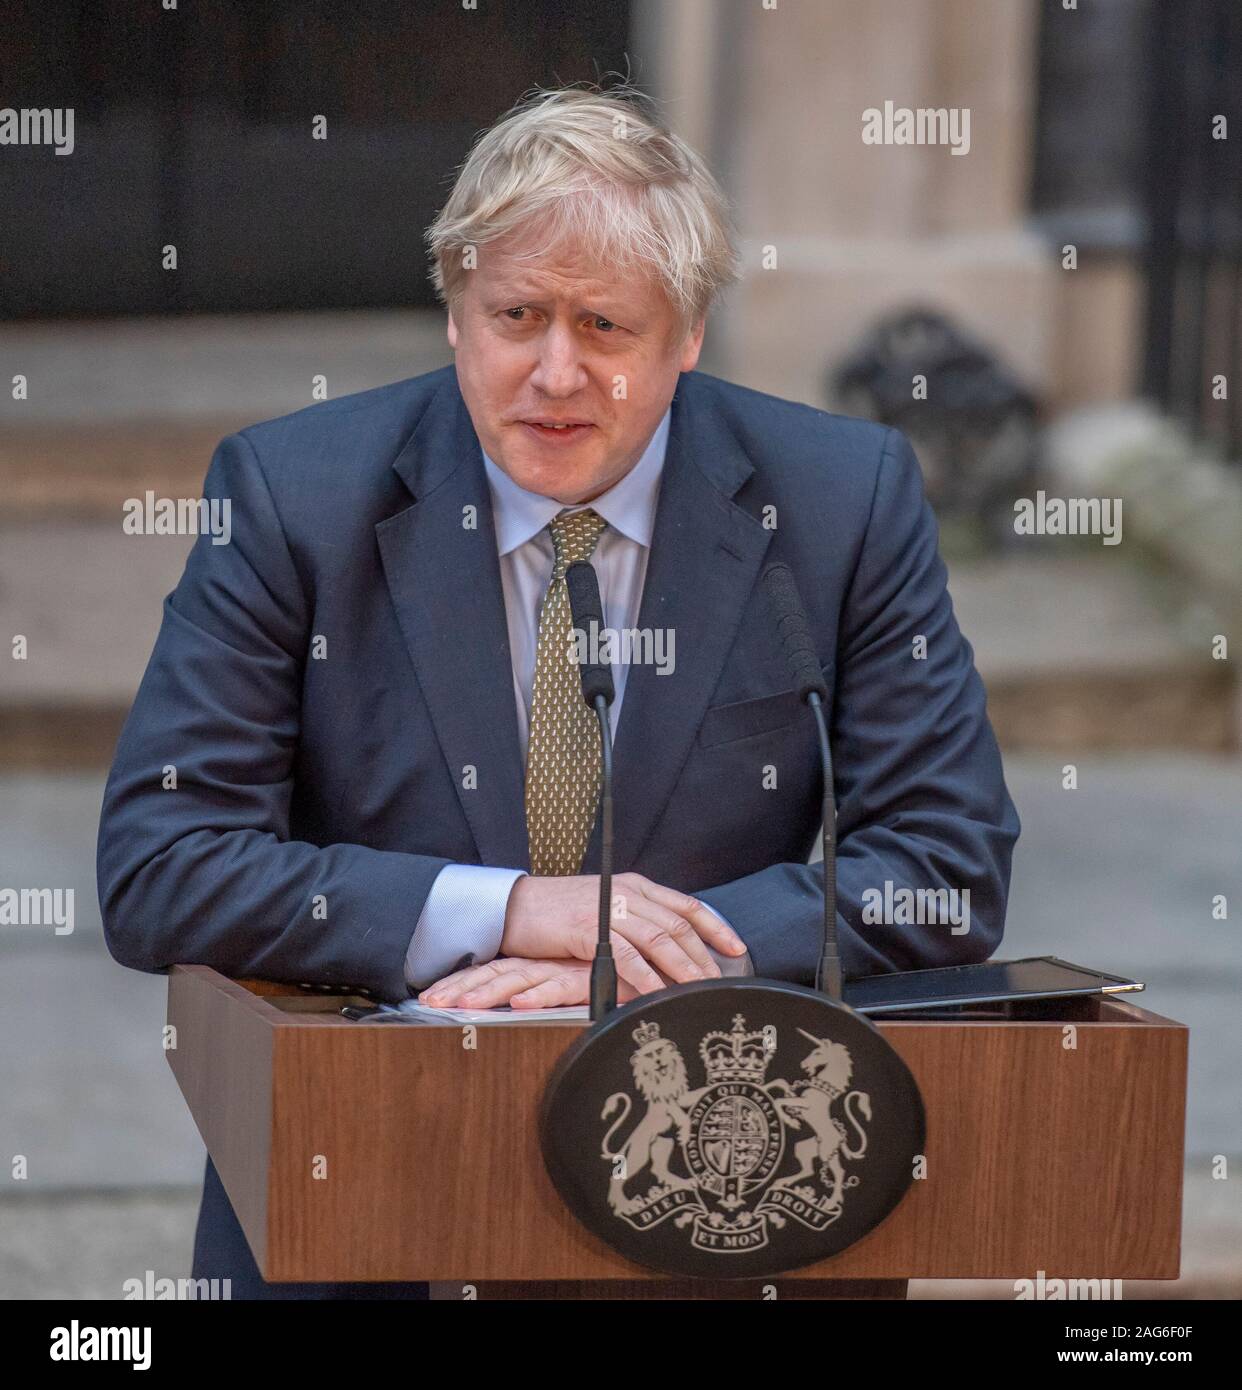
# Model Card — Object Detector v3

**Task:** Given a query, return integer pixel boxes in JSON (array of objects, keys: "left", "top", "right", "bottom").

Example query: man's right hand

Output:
[{"left": 499, "top": 872, "right": 747, "bottom": 995}]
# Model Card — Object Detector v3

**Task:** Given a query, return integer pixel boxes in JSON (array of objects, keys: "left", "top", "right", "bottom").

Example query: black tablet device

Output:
[{"left": 843, "top": 955, "right": 1143, "bottom": 1016}]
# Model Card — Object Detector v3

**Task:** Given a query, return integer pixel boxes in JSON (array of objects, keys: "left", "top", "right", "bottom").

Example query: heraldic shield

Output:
[{"left": 540, "top": 978, "right": 926, "bottom": 1279}]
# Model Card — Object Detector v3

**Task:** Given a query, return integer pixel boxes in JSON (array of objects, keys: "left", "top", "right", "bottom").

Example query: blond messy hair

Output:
[{"left": 426, "top": 84, "right": 739, "bottom": 335}]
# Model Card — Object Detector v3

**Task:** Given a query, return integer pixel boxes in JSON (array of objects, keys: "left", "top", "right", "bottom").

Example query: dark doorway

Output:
[{"left": 0, "top": 0, "right": 633, "bottom": 319}]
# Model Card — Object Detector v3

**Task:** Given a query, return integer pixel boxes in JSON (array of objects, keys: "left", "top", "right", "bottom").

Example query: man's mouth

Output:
[{"left": 520, "top": 419, "right": 594, "bottom": 443}]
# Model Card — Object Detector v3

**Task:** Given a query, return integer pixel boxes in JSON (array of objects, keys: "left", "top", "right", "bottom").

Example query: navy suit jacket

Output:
[{"left": 98, "top": 366, "right": 1019, "bottom": 1000}]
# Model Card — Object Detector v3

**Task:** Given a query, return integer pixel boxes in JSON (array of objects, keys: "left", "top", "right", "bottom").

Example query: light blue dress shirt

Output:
[{"left": 404, "top": 407, "right": 747, "bottom": 990}]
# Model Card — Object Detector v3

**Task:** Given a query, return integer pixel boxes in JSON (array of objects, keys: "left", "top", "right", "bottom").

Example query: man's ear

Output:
[
  {"left": 679, "top": 318, "right": 706, "bottom": 373},
  {"left": 446, "top": 309, "right": 459, "bottom": 349}
]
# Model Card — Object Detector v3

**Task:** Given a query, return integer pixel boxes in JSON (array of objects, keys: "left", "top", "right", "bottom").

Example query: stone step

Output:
[
  {"left": 949, "top": 553, "right": 1237, "bottom": 753},
  {"left": 0, "top": 309, "right": 451, "bottom": 522}
]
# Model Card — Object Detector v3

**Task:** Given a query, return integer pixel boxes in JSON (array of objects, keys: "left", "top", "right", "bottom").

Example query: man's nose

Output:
[{"left": 529, "top": 323, "right": 588, "bottom": 397}]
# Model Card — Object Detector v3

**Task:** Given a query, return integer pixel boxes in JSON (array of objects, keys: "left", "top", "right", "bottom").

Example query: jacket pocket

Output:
[
  {"left": 698, "top": 688, "right": 805, "bottom": 748},
  {"left": 698, "top": 660, "right": 834, "bottom": 749}
]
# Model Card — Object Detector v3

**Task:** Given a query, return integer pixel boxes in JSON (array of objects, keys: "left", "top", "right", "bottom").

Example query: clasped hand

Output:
[{"left": 417, "top": 872, "right": 746, "bottom": 1009}]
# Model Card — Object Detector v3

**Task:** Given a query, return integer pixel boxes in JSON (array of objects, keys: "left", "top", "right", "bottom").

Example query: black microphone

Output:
[
  {"left": 565, "top": 561, "right": 617, "bottom": 1020},
  {"left": 761, "top": 563, "right": 841, "bottom": 1001},
  {"left": 565, "top": 561, "right": 615, "bottom": 707}
]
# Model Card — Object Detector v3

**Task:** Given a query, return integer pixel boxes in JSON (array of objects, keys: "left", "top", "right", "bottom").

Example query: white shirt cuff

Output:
[{"left": 404, "top": 865, "right": 526, "bottom": 991}]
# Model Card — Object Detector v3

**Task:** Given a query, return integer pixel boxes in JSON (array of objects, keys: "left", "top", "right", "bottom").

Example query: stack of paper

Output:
[{"left": 360, "top": 1000, "right": 590, "bottom": 1025}]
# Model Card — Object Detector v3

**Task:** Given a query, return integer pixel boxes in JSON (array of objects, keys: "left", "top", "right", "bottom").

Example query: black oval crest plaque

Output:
[{"left": 540, "top": 978, "right": 925, "bottom": 1279}]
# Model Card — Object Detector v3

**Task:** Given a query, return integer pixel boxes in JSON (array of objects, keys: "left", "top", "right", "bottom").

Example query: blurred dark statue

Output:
[{"left": 831, "top": 309, "right": 1040, "bottom": 552}]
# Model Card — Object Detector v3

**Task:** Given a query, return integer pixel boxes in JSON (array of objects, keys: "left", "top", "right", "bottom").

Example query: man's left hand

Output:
[{"left": 418, "top": 957, "right": 640, "bottom": 1010}]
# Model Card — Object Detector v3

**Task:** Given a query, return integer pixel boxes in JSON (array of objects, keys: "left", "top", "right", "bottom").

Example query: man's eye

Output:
[
  {"left": 505, "top": 306, "right": 529, "bottom": 321},
  {"left": 592, "top": 316, "right": 618, "bottom": 332}
]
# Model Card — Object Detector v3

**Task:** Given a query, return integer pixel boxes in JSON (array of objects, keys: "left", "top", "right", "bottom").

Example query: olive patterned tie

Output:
[{"left": 525, "top": 507, "right": 608, "bottom": 877}]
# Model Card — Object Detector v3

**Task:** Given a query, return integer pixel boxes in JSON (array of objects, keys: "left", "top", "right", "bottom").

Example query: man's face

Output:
[{"left": 447, "top": 228, "right": 705, "bottom": 505}]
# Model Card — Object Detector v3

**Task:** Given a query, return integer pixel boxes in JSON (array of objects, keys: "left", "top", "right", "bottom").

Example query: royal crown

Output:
[
  {"left": 632, "top": 1020, "right": 661, "bottom": 1047},
  {"left": 699, "top": 1013, "right": 771, "bottom": 1085}
]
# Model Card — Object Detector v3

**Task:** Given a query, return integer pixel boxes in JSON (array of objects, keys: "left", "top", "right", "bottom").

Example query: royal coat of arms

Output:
[
  {"left": 540, "top": 978, "right": 924, "bottom": 1277},
  {"left": 600, "top": 1013, "right": 873, "bottom": 1255}
]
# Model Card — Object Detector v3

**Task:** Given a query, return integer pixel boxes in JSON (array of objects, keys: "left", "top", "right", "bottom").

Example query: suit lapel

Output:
[
  {"left": 376, "top": 374, "right": 530, "bottom": 871},
  {"left": 582, "top": 375, "right": 774, "bottom": 873}
]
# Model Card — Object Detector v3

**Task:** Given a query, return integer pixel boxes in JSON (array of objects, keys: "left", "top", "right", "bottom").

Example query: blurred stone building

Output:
[{"left": 637, "top": 0, "right": 1239, "bottom": 460}]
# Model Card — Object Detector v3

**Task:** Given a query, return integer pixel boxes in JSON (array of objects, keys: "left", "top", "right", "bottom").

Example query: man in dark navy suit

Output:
[{"left": 97, "top": 86, "right": 1019, "bottom": 1298}]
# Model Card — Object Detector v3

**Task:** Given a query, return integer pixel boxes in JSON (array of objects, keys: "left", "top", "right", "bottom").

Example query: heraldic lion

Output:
[{"left": 600, "top": 1032, "right": 699, "bottom": 1213}]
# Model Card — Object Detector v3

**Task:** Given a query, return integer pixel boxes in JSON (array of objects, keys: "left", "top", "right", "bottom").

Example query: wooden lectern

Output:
[{"left": 166, "top": 965, "right": 1187, "bottom": 1300}]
